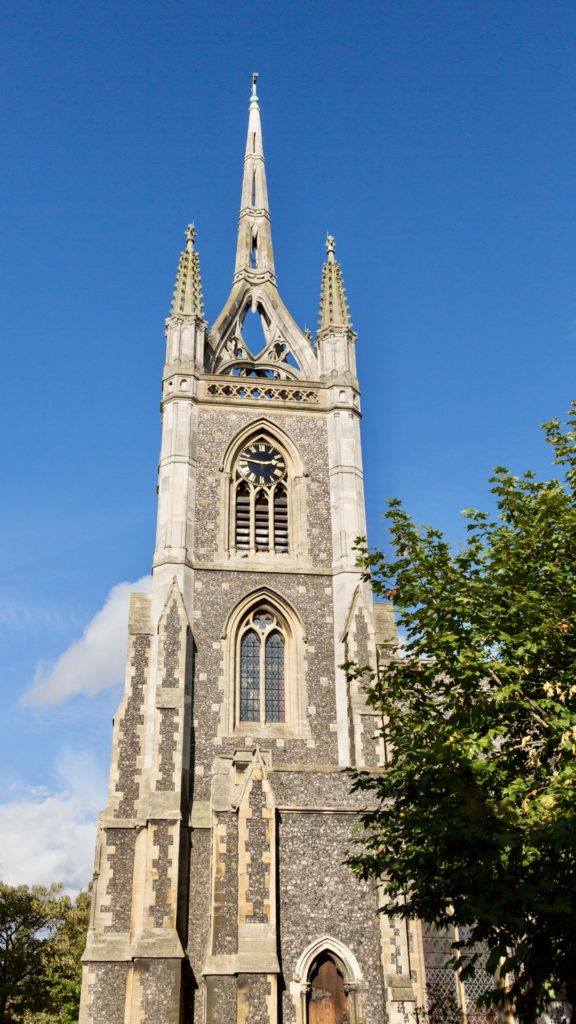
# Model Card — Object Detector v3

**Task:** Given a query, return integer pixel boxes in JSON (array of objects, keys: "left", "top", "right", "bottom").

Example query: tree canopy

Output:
[
  {"left": 0, "top": 882, "right": 90, "bottom": 1024},
  {"left": 348, "top": 408, "right": 576, "bottom": 1024}
]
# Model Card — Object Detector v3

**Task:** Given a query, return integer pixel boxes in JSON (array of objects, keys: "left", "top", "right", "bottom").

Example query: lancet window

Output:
[
  {"left": 238, "top": 609, "right": 285, "bottom": 723},
  {"left": 232, "top": 435, "right": 289, "bottom": 554}
]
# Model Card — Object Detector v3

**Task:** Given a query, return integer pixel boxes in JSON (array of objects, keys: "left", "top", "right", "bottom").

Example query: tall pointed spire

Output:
[
  {"left": 207, "top": 75, "right": 318, "bottom": 380},
  {"left": 234, "top": 73, "right": 276, "bottom": 284},
  {"left": 318, "top": 235, "right": 352, "bottom": 332},
  {"left": 171, "top": 223, "right": 204, "bottom": 317}
]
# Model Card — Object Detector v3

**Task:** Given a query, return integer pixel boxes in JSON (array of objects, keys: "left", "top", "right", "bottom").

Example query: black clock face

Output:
[{"left": 237, "top": 442, "right": 286, "bottom": 486}]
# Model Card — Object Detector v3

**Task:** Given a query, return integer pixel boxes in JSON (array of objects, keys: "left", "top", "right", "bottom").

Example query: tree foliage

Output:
[
  {"left": 0, "top": 883, "right": 90, "bottom": 1024},
  {"left": 348, "top": 408, "right": 576, "bottom": 1024}
]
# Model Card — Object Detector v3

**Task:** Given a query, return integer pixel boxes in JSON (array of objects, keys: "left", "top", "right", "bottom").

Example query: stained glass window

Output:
[
  {"left": 238, "top": 612, "right": 287, "bottom": 726},
  {"left": 265, "top": 631, "right": 285, "bottom": 722},
  {"left": 239, "top": 629, "right": 260, "bottom": 721}
]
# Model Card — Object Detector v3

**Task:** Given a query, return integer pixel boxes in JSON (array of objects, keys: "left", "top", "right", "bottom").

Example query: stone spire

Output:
[
  {"left": 318, "top": 235, "right": 352, "bottom": 332},
  {"left": 234, "top": 72, "right": 276, "bottom": 284},
  {"left": 171, "top": 223, "right": 204, "bottom": 317},
  {"left": 206, "top": 75, "right": 318, "bottom": 380}
]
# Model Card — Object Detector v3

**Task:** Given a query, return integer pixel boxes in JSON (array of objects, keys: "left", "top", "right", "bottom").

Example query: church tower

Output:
[{"left": 80, "top": 75, "right": 428, "bottom": 1024}]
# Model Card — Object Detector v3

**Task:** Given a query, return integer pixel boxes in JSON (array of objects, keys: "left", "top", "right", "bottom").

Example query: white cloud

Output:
[
  {"left": 21, "top": 575, "right": 152, "bottom": 707},
  {"left": 0, "top": 747, "right": 108, "bottom": 892}
]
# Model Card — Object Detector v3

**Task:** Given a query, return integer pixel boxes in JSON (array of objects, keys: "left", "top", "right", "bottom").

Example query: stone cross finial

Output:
[
  {"left": 186, "top": 223, "right": 196, "bottom": 252},
  {"left": 326, "top": 234, "right": 336, "bottom": 260}
]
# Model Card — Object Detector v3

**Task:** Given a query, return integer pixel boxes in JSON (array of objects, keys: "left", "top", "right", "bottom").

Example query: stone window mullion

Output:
[{"left": 259, "top": 626, "right": 267, "bottom": 723}]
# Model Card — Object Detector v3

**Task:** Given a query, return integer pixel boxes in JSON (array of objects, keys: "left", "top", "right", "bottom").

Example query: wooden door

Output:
[{"left": 308, "top": 955, "right": 349, "bottom": 1024}]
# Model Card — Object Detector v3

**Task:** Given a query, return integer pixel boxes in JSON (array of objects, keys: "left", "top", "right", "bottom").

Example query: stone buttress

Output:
[{"left": 80, "top": 75, "right": 431, "bottom": 1024}]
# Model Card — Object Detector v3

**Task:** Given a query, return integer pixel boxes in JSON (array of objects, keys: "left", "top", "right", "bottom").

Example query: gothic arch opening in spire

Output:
[
  {"left": 203, "top": 75, "right": 319, "bottom": 380},
  {"left": 211, "top": 297, "right": 306, "bottom": 380},
  {"left": 241, "top": 302, "right": 268, "bottom": 356}
]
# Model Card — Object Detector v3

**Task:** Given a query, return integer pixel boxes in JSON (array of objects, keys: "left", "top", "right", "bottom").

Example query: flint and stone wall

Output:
[{"left": 81, "top": 399, "right": 416, "bottom": 1024}]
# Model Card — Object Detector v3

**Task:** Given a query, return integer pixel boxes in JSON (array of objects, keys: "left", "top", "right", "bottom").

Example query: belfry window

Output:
[
  {"left": 239, "top": 610, "right": 285, "bottom": 723},
  {"left": 232, "top": 436, "right": 289, "bottom": 554}
]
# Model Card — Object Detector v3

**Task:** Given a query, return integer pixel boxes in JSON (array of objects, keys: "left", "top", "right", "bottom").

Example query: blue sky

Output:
[{"left": 1, "top": 0, "right": 576, "bottom": 888}]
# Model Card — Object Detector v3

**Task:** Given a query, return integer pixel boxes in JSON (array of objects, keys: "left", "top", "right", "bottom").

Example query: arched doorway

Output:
[{"left": 307, "top": 952, "right": 349, "bottom": 1024}]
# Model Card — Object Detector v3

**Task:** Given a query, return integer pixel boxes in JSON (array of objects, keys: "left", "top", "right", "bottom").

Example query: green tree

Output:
[
  {"left": 41, "top": 889, "right": 90, "bottom": 1024},
  {"left": 348, "top": 408, "right": 576, "bottom": 1024},
  {"left": 0, "top": 883, "right": 90, "bottom": 1024}
]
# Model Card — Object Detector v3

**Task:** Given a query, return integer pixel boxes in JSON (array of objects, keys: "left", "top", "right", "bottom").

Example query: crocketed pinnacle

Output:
[
  {"left": 170, "top": 224, "right": 204, "bottom": 317},
  {"left": 318, "top": 235, "right": 351, "bottom": 331}
]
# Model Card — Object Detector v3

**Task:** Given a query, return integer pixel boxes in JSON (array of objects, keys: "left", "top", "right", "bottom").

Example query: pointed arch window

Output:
[
  {"left": 239, "top": 610, "right": 285, "bottom": 724},
  {"left": 222, "top": 590, "right": 310, "bottom": 740},
  {"left": 232, "top": 435, "right": 289, "bottom": 554}
]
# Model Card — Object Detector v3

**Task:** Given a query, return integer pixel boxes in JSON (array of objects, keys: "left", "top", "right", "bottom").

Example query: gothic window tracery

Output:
[
  {"left": 238, "top": 609, "right": 285, "bottom": 724},
  {"left": 222, "top": 588, "right": 309, "bottom": 739},
  {"left": 232, "top": 434, "right": 289, "bottom": 554}
]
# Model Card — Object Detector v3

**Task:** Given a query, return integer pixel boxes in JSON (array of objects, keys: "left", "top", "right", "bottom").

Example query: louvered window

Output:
[
  {"left": 254, "top": 489, "right": 270, "bottom": 550},
  {"left": 235, "top": 482, "right": 251, "bottom": 549},
  {"left": 232, "top": 437, "right": 289, "bottom": 554},
  {"left": 238, "top": 611, "right": 286, "bottom": 724},
  {"left": 273, "top": 484, "right": 288, "bottom": 552}
]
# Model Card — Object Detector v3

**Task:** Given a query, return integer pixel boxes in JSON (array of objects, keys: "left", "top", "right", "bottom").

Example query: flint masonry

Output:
[{"left": 79, "top": 76, "right": 434, "bottom": 1024}]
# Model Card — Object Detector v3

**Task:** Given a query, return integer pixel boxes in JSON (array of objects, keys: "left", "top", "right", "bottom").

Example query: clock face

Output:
[{"left": 237, "top": 441, "right": 287, "bottom": 486}]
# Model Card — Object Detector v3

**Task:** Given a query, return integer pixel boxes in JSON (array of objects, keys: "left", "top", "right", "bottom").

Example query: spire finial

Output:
[
  {"left": 170, "top": 223, "right": 204, "bottom": 318},
  {"left": 250, "top": 72, "right": 259, "bottom": 107},
  {"left": 234, "top": 71, "right": 276, "bottom": 283},
  {"left": 186, "top": 223, "right": 196, "bottom": 252},
  {"left": 318, "top": 235, "right": 352, "bottom": 331}
]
